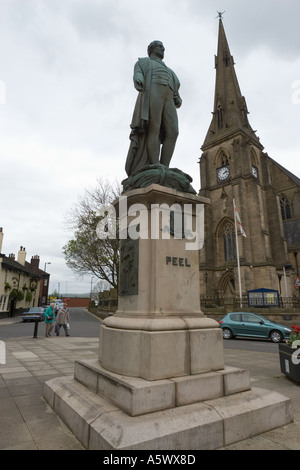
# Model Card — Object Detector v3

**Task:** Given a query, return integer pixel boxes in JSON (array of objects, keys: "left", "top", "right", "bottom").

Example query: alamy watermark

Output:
[
  {"left": 95, "top": 196, "right": 204, "bottom": 251},
  {"left": 292, "top": 80, "right": 300, "bottom": 104},
  {"left": 0, "top": 341, "right": 6, "bottom": 364},
  {"left": 291, "top": 340, "right": 300, "bottom": 365},
  {"left": 0, "top": 80, "right": 6, "bottom": 105}
]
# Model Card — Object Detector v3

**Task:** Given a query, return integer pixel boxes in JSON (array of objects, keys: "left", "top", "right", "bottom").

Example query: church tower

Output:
[{"left": 199, "top": 18, "right": 291, "bottom": 307}]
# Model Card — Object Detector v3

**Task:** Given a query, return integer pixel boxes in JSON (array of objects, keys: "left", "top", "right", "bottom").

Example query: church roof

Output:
[
  {"left": 268, "top": 156, "right": 300, "bottom": 188},
  {"left": 202, "top": 19, "right": 263, "bottom": 150}
]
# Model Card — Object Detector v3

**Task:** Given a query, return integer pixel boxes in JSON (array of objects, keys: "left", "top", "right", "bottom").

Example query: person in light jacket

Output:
[
  {"left": 44, "top": 303, "right": 55, "bottom": 337},
  {"left": 55, "top": 304, "right": 70, "bottom": 337}
]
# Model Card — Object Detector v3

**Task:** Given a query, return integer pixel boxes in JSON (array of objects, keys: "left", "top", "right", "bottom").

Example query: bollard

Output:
[{"left": 33, "top": 319, "right": 39, "bottom": 338}]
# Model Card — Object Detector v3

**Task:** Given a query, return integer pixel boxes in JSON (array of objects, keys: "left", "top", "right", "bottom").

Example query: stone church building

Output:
[{"left": 199, "top": 19, "right": 300, "bottom": 309}]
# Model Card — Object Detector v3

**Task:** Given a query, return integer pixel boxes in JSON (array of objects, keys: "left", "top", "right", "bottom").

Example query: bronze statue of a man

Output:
[{"left": 125, "top": 40, "right": 182, "bottom": 177}]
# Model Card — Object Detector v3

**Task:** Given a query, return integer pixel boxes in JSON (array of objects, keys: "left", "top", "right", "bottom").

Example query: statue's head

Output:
[{"left": 147, "top": 40, "right": 165, "bottom": 59}]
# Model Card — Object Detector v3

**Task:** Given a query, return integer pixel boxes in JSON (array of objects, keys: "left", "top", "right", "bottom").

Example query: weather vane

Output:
[{"left": 216, "top": 11, "right": 225, "bottom": 19}]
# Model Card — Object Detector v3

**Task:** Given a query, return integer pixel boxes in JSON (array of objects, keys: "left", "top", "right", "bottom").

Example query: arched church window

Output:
[
  {"left": 220, "top": 151, "right": 229, "bottom": 166},
  {"left": 251, "top": 149, "right": 259, "bottom": 179},
  {"left": 223, "top": 222, "right": 236, "bottom": 262},
  {"left": 280, "top": 197, "right": 292, "bottom": 220},
  {"left": 224, "top": 57, "right": 230, "bottom": 67}
]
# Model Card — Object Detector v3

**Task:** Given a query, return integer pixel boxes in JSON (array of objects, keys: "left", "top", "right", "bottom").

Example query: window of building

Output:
[
  {"left": 280, "top": 197, "right": 292, "bottom": 220},
  {"left": 251, "top": 149, "right": 259, "bottom": 179},
  {"left": 0, "top": 295, "right": 7, "bottom": 312},
  {"left": 223, "top": 222, "right": 236, "bottom": 261},
  {"left": 223, "top": 54, "right": 230, "bottom": 68},
  {"left": 217, "top": 104, "right": 224, "bottom": 128},
  {"left": 220, "top": 151, "right": 228, "bottom": 167}
]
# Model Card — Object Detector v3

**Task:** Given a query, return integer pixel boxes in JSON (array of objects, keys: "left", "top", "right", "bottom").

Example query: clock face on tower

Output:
[{"left": 217, "top": 165, "right": 230, "bottom": 182}]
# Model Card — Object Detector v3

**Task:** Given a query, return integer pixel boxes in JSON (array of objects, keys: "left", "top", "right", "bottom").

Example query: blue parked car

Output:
[
  {"left": 219, "top": 312, "right": 292, "bottom": 343},
  {"left": 22, "top": 307, "right": 45, "bottom": 322}
]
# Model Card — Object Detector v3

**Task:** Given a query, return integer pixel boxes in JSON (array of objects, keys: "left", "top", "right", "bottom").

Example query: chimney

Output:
[
  {"left": 17, "top": 246, "right": 26, "bottom": 266},
  {"left": 0, "top": 228, "right": 3, "bottom": 253},
  {"left": 30, "top": 255, "right": 40, "bottom": 272}
]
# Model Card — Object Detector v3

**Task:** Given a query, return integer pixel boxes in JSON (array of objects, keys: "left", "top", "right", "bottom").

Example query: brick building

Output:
[{"left": 0, "top": 228, "right": 50, "bottom": 317}]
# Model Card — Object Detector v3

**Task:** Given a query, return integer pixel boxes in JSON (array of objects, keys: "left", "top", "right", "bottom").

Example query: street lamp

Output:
[
  {"left": 43, "top": 262, "right": 51, "bottom": 305},
  {"left": 90, "top": 276, "right": 95, "bottom": 300}
]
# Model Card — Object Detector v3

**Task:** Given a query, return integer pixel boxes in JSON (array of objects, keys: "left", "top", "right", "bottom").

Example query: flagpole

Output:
[{"left": 233, "top": 199, "right": 243, "bottom": 308}]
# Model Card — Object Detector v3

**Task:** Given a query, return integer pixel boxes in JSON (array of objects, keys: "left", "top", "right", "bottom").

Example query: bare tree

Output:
[{"left": 63, "top": 179, "right": 121, "bottom": 289}]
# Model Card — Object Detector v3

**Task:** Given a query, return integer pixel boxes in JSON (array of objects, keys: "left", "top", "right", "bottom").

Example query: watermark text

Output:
[
  {"left": 0, "top": 341, "right": 6, "bottom": 364},
  {"left": 0, "top": 80, "right": 6, "bottom": 104},
  {"left": 292, "top": 80, "right": 300, "bottom": 104},
  {"left": 96, "top": 196, "right": 204, "bottom": 251}
]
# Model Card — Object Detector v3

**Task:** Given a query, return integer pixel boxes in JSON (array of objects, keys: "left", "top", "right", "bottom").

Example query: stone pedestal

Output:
[
  {"left": 44, "top": 183, "right": 292, "bottom": 449},
  {"left": 99, "top": 184, "right": 223, "bottom": 380}
]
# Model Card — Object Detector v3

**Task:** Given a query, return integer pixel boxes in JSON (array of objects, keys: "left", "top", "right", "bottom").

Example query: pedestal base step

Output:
[
  {"left": 74, "top": 359, "right": 251, "bottom": 416},
  {"left": 44, "top": 374, "right": 292, "bottom": 450}
]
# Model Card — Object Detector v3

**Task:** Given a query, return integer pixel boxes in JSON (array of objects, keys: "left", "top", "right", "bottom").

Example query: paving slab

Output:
[{"left": 0, "top": 324, "right": 299, "bottom": 450}]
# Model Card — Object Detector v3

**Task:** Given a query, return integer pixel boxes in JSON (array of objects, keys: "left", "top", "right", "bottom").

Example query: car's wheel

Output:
[
  {"left": 269, "top": 330, "right": 283, "bottom": 343},
  {"left": 222, "top": 328, "right": 233, "bottom": 340}
]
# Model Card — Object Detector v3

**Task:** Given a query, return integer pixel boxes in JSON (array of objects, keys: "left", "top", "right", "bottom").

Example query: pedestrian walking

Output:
[
  {"left": 44, "top": 303, "right": 55, "bottom": 337},
  {"left": 55, "top": 303, "right": 70, "bottom": 337}
]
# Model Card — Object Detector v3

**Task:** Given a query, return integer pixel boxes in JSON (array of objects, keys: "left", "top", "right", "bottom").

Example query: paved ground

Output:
[{"left": 0, "top": 316, "right": 300, "bottom": 450}]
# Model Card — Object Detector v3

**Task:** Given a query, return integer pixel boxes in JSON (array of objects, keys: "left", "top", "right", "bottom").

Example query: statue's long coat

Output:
[{"left": 125, "top": 57, "right": 181, "bottom": 177}]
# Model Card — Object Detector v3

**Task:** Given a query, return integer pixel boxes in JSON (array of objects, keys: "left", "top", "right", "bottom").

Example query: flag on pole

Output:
[{"left": 233, "top": 199, "right": 247, "bottom": 237}]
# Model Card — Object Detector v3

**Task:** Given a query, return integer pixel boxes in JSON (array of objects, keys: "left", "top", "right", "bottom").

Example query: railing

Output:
[
  {"left": 98, "top": 297, "right": 118, "bottom": 310},
  {"left": 200, "top": 295, "right": 300, "bottom": 309},
  {"left": 97, "top": 295, "right": 300, "bottom": 311},
  {"left": 200, "top": 296, "right": 248, "bottom": 308},
  {"left": 278, "top": 297, "right": 300, "bottom": 309}
]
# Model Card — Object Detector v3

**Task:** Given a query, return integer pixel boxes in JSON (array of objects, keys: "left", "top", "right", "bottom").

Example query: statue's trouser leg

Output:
[
  {"left": 160, "top": 89, "right": 179, "bottom": 167},
  {"left": 147, "top": 85, "right": 167, "bottom": 164}
]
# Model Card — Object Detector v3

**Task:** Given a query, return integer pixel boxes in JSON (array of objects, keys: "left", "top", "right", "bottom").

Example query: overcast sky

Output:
[{"left": 0, "top": 0, "right": 299, "bottom": 295}]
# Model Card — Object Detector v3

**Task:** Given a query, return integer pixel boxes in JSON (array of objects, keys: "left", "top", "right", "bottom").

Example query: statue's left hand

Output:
[
  {"left": 135, "top": 80, "right": 144, "bottom": 92},
  {"left": 174, "top": 94, "right": 182, "bottom": 108}
]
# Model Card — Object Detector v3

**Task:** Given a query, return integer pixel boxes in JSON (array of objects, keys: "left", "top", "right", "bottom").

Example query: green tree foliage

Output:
[{"left": 63, "top": 179, "right": 120, "bottom": 289}]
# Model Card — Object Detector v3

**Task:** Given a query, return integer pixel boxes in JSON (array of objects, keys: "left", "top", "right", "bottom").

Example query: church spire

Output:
[{"left": 202, "top": 18, "right": 263, "bottom": 150}]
